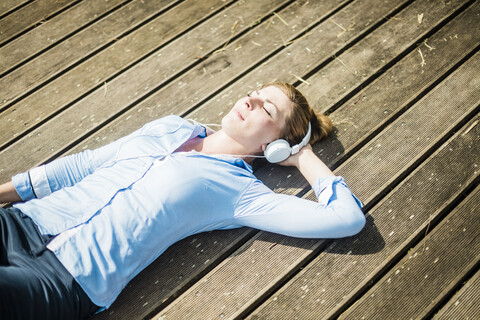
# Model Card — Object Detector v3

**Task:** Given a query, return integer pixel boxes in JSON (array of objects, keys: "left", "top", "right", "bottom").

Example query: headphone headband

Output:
[{"left": 291, "top": 122, "right": 311, "bottom": 155}]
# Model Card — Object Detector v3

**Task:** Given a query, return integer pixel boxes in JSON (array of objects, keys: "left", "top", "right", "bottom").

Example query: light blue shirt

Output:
[{"left": 12, "top": 115, "right": 365, "bottom": 308}]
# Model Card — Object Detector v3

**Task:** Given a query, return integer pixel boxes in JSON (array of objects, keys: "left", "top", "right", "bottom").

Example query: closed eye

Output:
[{"left": 263, "top": 107, "right": 271, "bottom": 116}]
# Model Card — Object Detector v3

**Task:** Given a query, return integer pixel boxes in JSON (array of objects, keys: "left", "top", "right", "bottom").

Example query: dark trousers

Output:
[{"left": 0, "top": 207, "right": 99, "bottom": 320}]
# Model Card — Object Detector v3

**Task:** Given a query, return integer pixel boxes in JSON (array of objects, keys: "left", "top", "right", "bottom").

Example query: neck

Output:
[{"left": 190, "top": 130, "right": 261, "bottom": 163}]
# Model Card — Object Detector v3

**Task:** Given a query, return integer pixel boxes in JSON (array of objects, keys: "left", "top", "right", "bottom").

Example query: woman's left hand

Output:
[
  {"left": 277, "top": 144, "right": 313, "bottom": 167},
  {"left": 277, "top": 144, "right": 335, "bottom": 186}
]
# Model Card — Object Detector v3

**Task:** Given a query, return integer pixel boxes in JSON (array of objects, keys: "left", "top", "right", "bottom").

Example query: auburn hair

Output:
[{"left": 266, "top": 82, "right": 333, "bottom": 145}]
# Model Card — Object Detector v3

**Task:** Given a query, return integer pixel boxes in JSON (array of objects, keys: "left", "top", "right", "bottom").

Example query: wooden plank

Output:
[
  {"left": 246, "top": 54, "right": 480, "bottom": 319},
  {"left": 0, "top": 0, "right": 343, "bottom": 176},
  {"left": 332, "top": 61, "right": 479, "bottom": 204},
  {"left": 0, "top": 0, "right": 77, "bottom": 45},
  {"left": 0, "top": 0, "right": 32, "bottom": 17},
  {"left": 0, "top": 0, "right": 273, "bottom": 147},
  {"left": 190, "top": 0, "right": 479, "bottom": 196},
  {"left": 1, "top": 3, "right": 473, "bottom": 316},
  {"left": 188, "top": 0, "right": 472, "bottom": 125},
  {"left": 152, "top": 48, "right": 480, "bottom": 320},
  {"left": 0, "top": 0, "right": 128, "bottom": 75},
  {"left": 1, "top": 0, "right": 476, "bottom": 316},
  {"left": 0, "top": 0, "right": 179, "bottom": 109},
  {"left": 434, "top": 268, "right": 480, "bottom": 319},
  {"left": 93, "top": 228, "right": 257, "bottom": 320},
  {"left": 69, "top": 0, "right": 409, "bottom": 155},
  {"left": 339, "top": 185, "right": 480, "bottom": 319}
]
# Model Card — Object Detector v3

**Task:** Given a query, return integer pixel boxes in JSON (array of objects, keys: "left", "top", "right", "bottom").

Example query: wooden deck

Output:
[{"left": 1, "top": 0, "right": 479, "bottom": 319}]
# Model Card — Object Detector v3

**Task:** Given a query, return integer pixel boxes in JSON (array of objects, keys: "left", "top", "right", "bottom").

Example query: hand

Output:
[
  {"left": 277, "top": 144, "right": 313, "bottom": 167},
  {"left": 278, "top": 144, "right": 334, "bottom": 186},
  {"left": 0, "top": 181, "right": 22, "bottom": 204}
]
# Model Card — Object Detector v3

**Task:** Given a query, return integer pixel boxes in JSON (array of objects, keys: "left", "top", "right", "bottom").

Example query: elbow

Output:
[{"left": 345, "top": 208, "right": 366, "bottom": 237}]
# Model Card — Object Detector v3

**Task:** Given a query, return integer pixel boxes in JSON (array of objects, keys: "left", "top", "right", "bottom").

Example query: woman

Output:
[{"left": 0, "top": 83, "right": 365, "bottom": 319}]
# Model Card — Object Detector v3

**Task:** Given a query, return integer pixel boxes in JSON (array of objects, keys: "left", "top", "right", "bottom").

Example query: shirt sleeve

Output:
[
  {"left": 233, "top": 176, "right": 365, "bottom": 239},
  {"left": 11, "top": 128, "right": 141, "bottom": 201},
  {"left": 11, "top": 148, "right": 106, "bottom": 201},
  {"left": 10, "top": 116, "right": 185, "bottom": 201}
]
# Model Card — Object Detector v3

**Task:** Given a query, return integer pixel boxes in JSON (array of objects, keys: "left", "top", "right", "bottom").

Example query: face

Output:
[{"left": 222, "top": 85, "right": 293, "bottom": 153}]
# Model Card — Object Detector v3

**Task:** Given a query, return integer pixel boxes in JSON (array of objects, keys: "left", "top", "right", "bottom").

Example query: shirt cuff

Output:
[
  {"left": 12, "top": 172, "right": 35, "bottom": 201},
  {"left": 312, "top": 176, "right": 363, "bottom": 208},
  {"left": 29, "top": 165, "right": 52, "bottom": 199}
]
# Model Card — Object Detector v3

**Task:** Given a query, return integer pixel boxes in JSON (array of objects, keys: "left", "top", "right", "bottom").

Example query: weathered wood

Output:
[
  {"left": 0, "top": 0, "right": 77, "bottom": 45},
  {"left": 248, "top": 115, "right": 480, "bottom": 320},
  {"left": 339, "top": 185, "right": 480, "bottom": 319},
  {"left": 190, "top": 0, "right": 479, "bottom": 197},
  {"left": 0, "top": 0, "right": 178, "bottom": 109},
  {"left": 0, "top": 0, "right": 278, "bottom": 148},
  {"left": 1, "top": 3, "right": 474, "bottom": 317},
  {"left": 189, "top": 0, "right": 471, "bottom": 125},
  {"left": 0, "top": 0, "right": 32, "bottom": 17},
  {"left": 92, "top": 228, "right": 256, "bottom": 320},
  {"left": 152, "top": 48, "right": 480, "bottom": 320},
  {"left": 297, "top": 0, "right": 475, "bottom": 112},
  {"left": 434, "top": 268, "right": 480, "bottom": 319},
  {"left": 0, "top": 0, "right": 340, "bottom": 176},
  {"left": 69, "top": 0, "right": 408, "bottom": 156},
  {"left": 333, "top": 58, "right": 479, "bottom": 204},
  {"left": 1, "top": 0, "right": 478, "bottom": 319},
  {"left": 0, "top": 0, "right": 127, "bottom": 75}
]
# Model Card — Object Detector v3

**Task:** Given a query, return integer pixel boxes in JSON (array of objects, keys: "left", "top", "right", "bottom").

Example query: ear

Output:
[{"left": 261, "top": 143, "right": 268, "bottom": 152}]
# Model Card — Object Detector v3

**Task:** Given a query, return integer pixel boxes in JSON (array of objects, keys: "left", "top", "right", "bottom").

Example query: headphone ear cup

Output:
[{"left": 264, "top": 139, "right": 292, "bottom": 163}]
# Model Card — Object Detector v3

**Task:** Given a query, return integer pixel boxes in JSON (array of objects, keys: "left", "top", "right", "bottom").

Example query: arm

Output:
[
  {"left": 10, "top": 116, "right": 183, "bottom": 202},
  {"left": 0, "top": 181, "right": 22, "bottom": 204},
  {"left": 10, "top": 127, "right": 139, "bottom": 202},
  {"left": 278, "top": 144, "right": 334, "bottom": 186},
  {"left": 10, "top": 149, "right": 104, "bottom": 202},
  {"left": 234, "top": 145, "right": 365, "bottom": 238}
]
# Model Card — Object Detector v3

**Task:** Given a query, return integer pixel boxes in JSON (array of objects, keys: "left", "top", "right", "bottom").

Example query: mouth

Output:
[{"left": 236, "top": 110, "right": 244, "bottom": 120}]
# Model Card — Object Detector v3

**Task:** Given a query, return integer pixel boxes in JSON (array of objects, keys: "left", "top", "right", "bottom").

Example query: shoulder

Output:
[{"left": 139, "top": 115, "right": 193, "bottom": 135}]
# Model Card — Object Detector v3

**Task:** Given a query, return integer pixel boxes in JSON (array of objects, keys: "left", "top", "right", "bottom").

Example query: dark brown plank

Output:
[
  {"left": 434, "top": 268, "right": 480, "bottom": 319},
  {"left": 153, "top": 48, "right": 480, "bottom": 320},
  {"left": 0, "top": 0, "right": 77, "bottom": 45},
  {"left": 0, "top": 0, "right": 127, "bottom": 75},
  {"left": 0, "top": 0, "right": 178, "bottom": 109},
  {"left": 339, "top": 185, "right": 480, "bottom": 319}
]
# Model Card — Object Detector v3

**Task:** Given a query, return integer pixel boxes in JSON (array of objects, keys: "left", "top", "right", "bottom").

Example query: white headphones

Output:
[{"left": 264, "top": 122, "right": 311, "bottom": 163}]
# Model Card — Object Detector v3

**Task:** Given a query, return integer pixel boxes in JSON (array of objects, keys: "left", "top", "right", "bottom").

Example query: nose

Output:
[{"left": 247, "top": 96, "right": 263, "bottom": 111}]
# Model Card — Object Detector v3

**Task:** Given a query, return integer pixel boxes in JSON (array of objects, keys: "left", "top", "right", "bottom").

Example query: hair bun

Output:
[{"left": 310, "top": 112, "right": 333, "bottom": 144}]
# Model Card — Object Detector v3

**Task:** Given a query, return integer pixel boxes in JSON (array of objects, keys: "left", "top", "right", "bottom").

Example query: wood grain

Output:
[
  {"left": 0, "top": 0, "right": 235, "bottom": 146},
  {"left": 0, "top": 0, "right": 32, "bottom": 17},
  {"left": 434, "top": 268, "right": 480, "bottom": 320},
  {"left": 155, "top": 49, "right": 480, "bottom": 320},
  {"left": 0, "top": 0, "right": 77, "bottom": 45},
  {"left": 0, "top": 0, "right": 128, "bottom": 75},
  {"left": 0, "top": 0, "right": 178, "bottom": 108},
  {"left": 339, "top": 185, "right": 480, "bottom": 319},
  {"left": 249, "top": 111, "right": 480, "bottom": 320}
]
